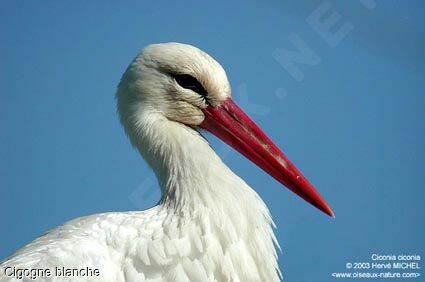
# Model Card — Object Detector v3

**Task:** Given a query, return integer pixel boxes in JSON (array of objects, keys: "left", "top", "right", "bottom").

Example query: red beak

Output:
[{"left": 200, "top": 98, "right": 334, "bottom": 217}]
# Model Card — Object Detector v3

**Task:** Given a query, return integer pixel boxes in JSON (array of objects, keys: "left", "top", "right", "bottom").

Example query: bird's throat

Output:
[{"left": 133, "top": 117, "right": 231, "bottom": 209}]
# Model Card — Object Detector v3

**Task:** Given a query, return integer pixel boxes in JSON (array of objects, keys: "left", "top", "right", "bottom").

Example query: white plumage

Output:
[{"left": 1, "top": 43, "right": 281, "bottom": 281}]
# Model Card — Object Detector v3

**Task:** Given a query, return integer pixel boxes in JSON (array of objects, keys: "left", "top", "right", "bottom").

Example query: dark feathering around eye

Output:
[{"left": 172, "top": 74, "right": 208, "bottom": 96}]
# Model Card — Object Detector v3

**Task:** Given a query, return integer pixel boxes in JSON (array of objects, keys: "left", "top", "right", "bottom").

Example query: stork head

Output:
[
  {"left": 117, "top": 43, "right": 231, "bottom": 128},
  {"left": 117, "top": 42, "right": 334, "bottom": 217}
]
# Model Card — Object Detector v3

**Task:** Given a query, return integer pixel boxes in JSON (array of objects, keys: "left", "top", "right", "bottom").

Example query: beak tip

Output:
[{"left": 324, "top": 206, "right": 335, "bottom": 218}]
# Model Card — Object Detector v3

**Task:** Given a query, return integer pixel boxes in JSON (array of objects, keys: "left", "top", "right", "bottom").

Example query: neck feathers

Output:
[
  {"left": 121, "top": 108, "right": 281, "bottom": 280},
  {"left": 130, "top": 110, "right": 230, "bottom": 207},
  {"left": 116, "top": 52, "right": 281, "bottom": 279}
]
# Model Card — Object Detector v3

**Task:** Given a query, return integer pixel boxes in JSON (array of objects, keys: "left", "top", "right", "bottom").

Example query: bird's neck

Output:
[
  {"left": 133, "top": 113, "right": 236, "bottom": 210},
  {"left": 130, "top": 112, "right": 264, "bottom": 214},
  {"left": 128, "top": 112, "right": 280, "bottom": 280}
]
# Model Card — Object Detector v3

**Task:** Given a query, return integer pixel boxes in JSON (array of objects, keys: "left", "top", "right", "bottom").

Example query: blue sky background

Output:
[{"left": 1, "top": 1, "right": 424, "bottom": 281}]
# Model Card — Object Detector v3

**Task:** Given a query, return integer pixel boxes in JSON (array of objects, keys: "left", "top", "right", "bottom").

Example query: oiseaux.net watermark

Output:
[{"left": 331, "top": 253, "right": 421, "bottom": 279}]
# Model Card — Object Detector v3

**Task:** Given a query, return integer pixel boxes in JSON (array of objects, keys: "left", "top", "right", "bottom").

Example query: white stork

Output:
[{"left": 0, "top": 43, "right": 333, "bottom": 282}]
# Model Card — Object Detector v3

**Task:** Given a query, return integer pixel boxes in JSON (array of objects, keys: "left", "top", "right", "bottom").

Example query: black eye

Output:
[{"left": 172, "top": 74, "right": 208, "bottom": 96}]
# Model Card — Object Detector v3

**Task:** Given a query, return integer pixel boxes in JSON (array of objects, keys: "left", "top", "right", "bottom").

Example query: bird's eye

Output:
[{"left": 172, "top": 74, "right": 208, "bottom": 96}]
